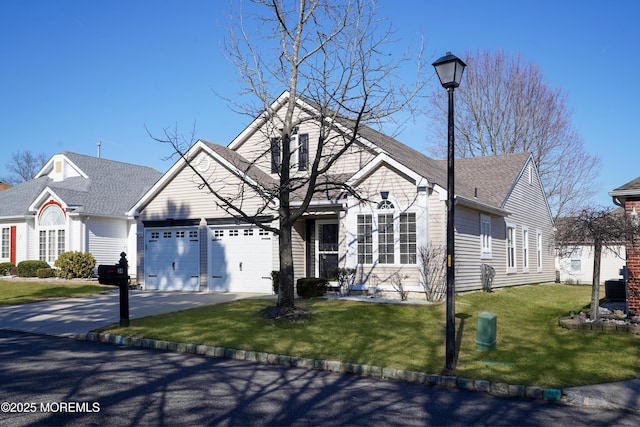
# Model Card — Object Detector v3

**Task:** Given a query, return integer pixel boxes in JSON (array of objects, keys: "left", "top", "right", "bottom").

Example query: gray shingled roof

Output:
[
  {"left": 611, "top": 176, "right": 640, "bottom": 194},
  {"left": 447, "top": 152, "right": 531, "bottom": 208},
  {"left": 0, "top": 152, "right": 163, "bottom": 218},
  {"left": 357, "top": 125, "right": 530, "bottom": 209}
]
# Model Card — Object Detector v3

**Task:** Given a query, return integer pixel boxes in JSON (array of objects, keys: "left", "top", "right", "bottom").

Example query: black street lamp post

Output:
[{"left": 432, "top": 52, "right": 466, "bottom": 371}]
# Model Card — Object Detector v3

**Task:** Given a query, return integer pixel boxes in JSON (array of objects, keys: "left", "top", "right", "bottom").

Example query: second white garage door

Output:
[{"left": 208, "top": 226, "right": 273, "bottom": 293}]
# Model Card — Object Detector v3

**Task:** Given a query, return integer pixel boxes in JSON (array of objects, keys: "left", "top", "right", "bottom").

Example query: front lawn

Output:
[
  {"left": 100, "top": 283, "right": 639, "bottom": 388},
  {"left": 0, "top": 279, "right": 109, "bottom": 305}
]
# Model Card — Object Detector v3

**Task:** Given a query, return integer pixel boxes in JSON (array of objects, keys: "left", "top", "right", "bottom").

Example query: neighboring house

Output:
[
  {"left": 128, "top": 92, "right": 556, "bottom": 294},
  {"left": 555, "top": 212, "right": 626, "bottom": 285},
  {"left": 556, "top": 244, "right": 625, "bottom": 285},
  {"left": 0, "top": 182, "right": 11, "bottom": 192},
  {"left": 0, "top": 152, "right": 162, "bottom": 276},
  {"left": 610, "top": 177, "right": 640, "bottom": 314}
]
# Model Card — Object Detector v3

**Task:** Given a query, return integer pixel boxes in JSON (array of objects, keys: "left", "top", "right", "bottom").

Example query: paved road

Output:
[{"left": 1, "top": 331, "right": 638, "bottom": 427}]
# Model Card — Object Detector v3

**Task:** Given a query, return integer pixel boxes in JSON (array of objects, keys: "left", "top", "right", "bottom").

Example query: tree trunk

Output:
[
  {"left": 277, "top": 129, "right": 295, "bottom": 310},
  {"left": 591, "top": 239, "right": 602, "bottom": 320},
  {"left": 277, "top": 216, "right": 295, "bottom": 309}
]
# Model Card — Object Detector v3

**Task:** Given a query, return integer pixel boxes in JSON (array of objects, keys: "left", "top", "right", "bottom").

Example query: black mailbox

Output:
[
  {"left": 98, "top": 252, "right": 130, "bottom": 327},
  {"left": 98, "top": 265, "right": 129, "bottom": 287}
]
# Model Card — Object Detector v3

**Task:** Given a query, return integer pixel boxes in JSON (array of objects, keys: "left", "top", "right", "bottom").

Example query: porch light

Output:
[{"left": 631, "top": 208, "right": 639, "bottom": 228}]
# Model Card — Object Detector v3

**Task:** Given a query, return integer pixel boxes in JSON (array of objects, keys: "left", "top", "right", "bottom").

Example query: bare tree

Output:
[
  {"left": 163, "top": 0, "right": 425, "bottom": 314},
  {"left": 3, "top": 150, "right": 48, "bottom": 185},
  {"left": 555, "top": 207, "right": 631, "bottom": 320},
  {"left": 427, "top": 49, "right": 600, "bottom": 219},
  {"left": 418, "top": 244, "right": 446, "bottom": 302}
]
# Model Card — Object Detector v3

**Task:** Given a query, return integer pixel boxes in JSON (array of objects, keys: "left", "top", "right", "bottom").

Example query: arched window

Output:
[
  {"left": 39, "top": 204, "right": 65, "bottom": 226},
  {"left": 377, "top": 200, "right": 395, "bottom": 210},
  {"left": 37, "top": 203, "right": 66, "bottom": 263}
]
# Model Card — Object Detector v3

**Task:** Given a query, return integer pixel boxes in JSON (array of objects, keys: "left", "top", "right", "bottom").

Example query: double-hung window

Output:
[
  {"left": 270, "top": 128, "right": 309, "bottom": 172},
  {"left": 570, "top": 247, "right": 582, "bottom": 274},
  {"left": 1, "top": 228, "right": 9, "bottom": 259},
  {"left": 270, "top": 137, "right": 281, "bottom": 173},
  {"left": 399, "top": 213, "right": 417, "bottom": 264},
  {"left": 377, "top": 213, "right": 394, "bottom": 264},
  {"left": 357, "top": 215, "right": 373, "bottom": 264},
  {"left": 480, "top": 215, "right": 492, "bottom": 259},
  {"left": 537, "top": 231, "right": 543, "bottom": 271},
  {"left": 522, "top": 227, "right": 529, "bottom": 272},
  {"left": 506, "top": 223, "right": 516, "bottom": 272}
]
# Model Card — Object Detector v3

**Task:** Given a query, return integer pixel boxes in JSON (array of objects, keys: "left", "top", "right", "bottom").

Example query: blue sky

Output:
[{"left": 1, "top": 0, "right": 638, "bottom": 208}]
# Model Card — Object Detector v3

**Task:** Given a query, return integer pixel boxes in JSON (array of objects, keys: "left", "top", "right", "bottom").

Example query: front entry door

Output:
[{"left": 317, "top": 221, "right": 339, "bottom": 279}]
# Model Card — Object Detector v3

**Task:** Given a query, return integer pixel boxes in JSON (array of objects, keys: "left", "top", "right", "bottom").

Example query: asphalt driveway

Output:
[{"left": 0, "top": 289, "right": 270, "bottom": 337}]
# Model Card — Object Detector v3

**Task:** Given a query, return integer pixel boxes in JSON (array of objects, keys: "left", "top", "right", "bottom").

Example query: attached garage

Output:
[
  {"left": 208, "top": 225, "right": 273, "bottom": 293},
  {"left": 144, "top": 227, "right": 200, "bottom": 291}
]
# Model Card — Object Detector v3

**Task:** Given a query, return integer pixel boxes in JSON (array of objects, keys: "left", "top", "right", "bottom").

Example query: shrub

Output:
[
  {"left": 296, "top": 277, "right": 328, "bottom": 298},
  {"left": 36, "top": 268, "right": 57, "bottom": 278},
  {"left": 0, "top": 262, "right": 15, "bottom": 276},
  {"left": 17, "top": 260, "right": 51, "bottom": 277},
  {"left": 271, "top": 271, "right": 280, "bottom": 294},
  {"left": 334, "top": 267, "right": 356, "bottom": 296},
  {"left": 54, "top": 251, "right": 96, "bottom": 279}
]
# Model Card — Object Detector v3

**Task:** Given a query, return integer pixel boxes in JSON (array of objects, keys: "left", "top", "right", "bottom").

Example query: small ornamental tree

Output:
[{"left": 555, "top": 207, "right": 632, "bottom": 320}]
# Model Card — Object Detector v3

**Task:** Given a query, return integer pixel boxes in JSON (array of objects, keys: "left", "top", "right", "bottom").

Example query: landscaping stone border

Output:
[
  {"left": 78, "top": 331, "right": 566, "bottom": 404},
  {"left": 559, "top": 317, "right": 640, "bottom": 334}
]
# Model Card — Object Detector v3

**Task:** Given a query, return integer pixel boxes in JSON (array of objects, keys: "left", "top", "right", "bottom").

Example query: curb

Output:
[{"left": 78, "top": 331, "right": 572, "bottom": 405}]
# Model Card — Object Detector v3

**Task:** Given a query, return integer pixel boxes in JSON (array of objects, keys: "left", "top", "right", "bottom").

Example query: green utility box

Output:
[{"left": 476, "top": 312, "right": 497, "bottom": 351}]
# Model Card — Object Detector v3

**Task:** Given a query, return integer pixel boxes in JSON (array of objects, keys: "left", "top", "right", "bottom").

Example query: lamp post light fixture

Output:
[{"left": 433, "top": 52, "right": 466, "bottom": 371}]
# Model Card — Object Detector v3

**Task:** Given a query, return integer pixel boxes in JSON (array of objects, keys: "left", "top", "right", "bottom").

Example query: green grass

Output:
[
  {"left": 99, "top": 283, "right": 639, "bottom": 388},
  {"left": 0, "top": 279, "right": 108, "bottom": 305}
]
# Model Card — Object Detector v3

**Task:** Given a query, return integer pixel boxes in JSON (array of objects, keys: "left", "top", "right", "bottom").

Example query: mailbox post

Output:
[{"left": 98, "top": 252, "right": 130, "bottom": 327}]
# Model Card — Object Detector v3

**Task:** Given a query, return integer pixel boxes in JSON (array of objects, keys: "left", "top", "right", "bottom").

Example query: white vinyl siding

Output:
[{"left": 87, "top": 218, "right": 129, "bottom": 267}]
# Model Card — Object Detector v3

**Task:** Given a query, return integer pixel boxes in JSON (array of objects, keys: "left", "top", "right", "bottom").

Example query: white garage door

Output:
[
  {"left": 145, "top": 227, "right": 200, "bottom": 291},
  {"left": 208, "top": 225, "right": 272, "bottom": 293}
]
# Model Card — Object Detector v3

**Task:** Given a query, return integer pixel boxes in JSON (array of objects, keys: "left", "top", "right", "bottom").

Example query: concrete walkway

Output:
[
  {"left": 0, "top": 289, "right": 270, "bottom": 337},
  {"left": 1, "top": 288, "right": 638, "bottom": 413}
]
